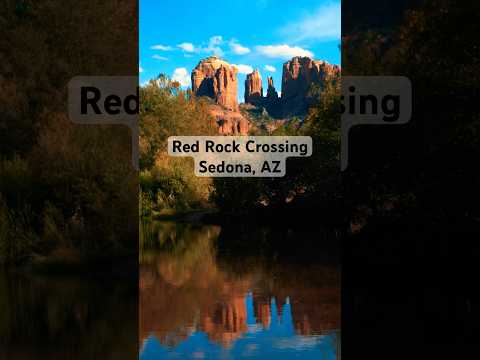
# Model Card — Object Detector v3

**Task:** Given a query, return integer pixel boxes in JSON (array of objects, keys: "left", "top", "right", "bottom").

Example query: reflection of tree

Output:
[
  {"left": 140, "top": 223, "right": 340, "bottom": 349},
  {"left": 140, "top": 223, "right": 249, "bottom": 347},
  {"left": 0, "top": 273, "right": 137, "bottom": 360}
]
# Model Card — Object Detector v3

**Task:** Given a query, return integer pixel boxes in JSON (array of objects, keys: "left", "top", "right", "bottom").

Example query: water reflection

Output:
[
  {"left": 140, "top": 221, "right": 340, "bottom": 359},
  {"left": 0, "top": 271, "right": 137, "bottom": 360}
]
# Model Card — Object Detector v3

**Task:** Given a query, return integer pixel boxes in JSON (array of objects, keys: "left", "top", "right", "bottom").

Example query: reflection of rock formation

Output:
[
  {"left": 290, "top": 287, "right": 340, "bottom": 335},
  {"left": 201, "top": 295, "right": 248, "bottom": 346},
  {"left": 139, "top": 223, "right": 340, "bottom": 350},
  {"left": 253, "top": 294, "right": 272, "bottom": 329},
  {"left": 139, "top": 224, "right": 223, "bottom": 347}
]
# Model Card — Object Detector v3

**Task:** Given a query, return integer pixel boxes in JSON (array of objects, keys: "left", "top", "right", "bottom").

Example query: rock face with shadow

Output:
[
  {"left": 244, "top": 56, "right": 340, "bottom": 118},
  {"left": 192, "top": 56, "right": 239, "bottom": 111},
  {"left": 266, "top": 76, "right": 279, "bottom": 101},
  {"left": 191, "top": 56, "right": 250, "bottom": 134},
  {"left": 191, "top": 55, "right": 340, "bottom": 133},
  {"left": 244, "top": 69, "right": 263, "bottom": 105},
  {"left": 281, "top": 57, "right": 340, "bottom": 115}
]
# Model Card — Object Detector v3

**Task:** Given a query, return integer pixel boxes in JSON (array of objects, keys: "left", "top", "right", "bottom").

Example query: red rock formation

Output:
[
  {"left": 191, "top": 56, "right": 341, "bottom": 131},
  {"left": 242, "top": 57, "right": 340, "bottom": 118},
  {"left": 281, "top": 56, "right": 340, "bottom": 115},
  {"left": 266, "top": 76, "right": 278, "bottom": 100},
  {"left": 192, "top": 56, "right": 238, "bottom": 111},
  {"left": 209, "top": 104, "right": 249, "bottom": 135},
  {"left": 244, "top": 69, "right": 263, "bottom": 105}
]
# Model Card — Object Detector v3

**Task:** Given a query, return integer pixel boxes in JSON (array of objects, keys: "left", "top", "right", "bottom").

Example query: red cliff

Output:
[
  {"left": 192, "top": 56, "right": 239, "bottom": 111},
  {"left": 281, "top": 56, "right": 340, "bottom": 115},
  {"left": 244, "top": 69, "right": 263, "bottom": 105}
]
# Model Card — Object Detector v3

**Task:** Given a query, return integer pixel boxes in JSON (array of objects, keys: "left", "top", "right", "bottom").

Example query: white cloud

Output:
[
  {"left": 203, "top": 35, "right": 224, "bottom": 56},
  {"left": 172, "top": 67, "right": 190, "bottom": 87},
  {"left": 229, "top": 40, "right": 250, "bottom": 55},
  {"left": 255, "top": 45, "right": 313, "bottom": 59},
  {"left": 209, "top": 35, "right": 223, "bottom": 46},
  {"left": 150, "top": 44, "right": 173, "bottom": 51},
  {"left": 264, "top": 65, "right": 276, "bottom": 72},
  {"left": 152, "top": 55, "right": 168, "bottom": 61},
  {"left": 280, "top": 2, "right": 340, "bottom": 42},
  {"left": 232, "top": 64, "right": 254, "bottom": 74},
  {"left": 177, "top": 42, "right": 195, "bottom": 52},
  {"left": 139, "top": 65, "right": 144, "bottom": 73},
  {"left": 177, "top": 36, "right": 225, "bottom": 56}
]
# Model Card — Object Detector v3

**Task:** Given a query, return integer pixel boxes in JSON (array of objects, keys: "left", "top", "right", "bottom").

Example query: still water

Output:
[
  {"left": 140, "top": 221, "right": 340, "bottom": 360},
  {"left": 0, "top": 220, "right": 340, "bottom": 359},
  {"left": 0, "top": 270, "right": 138, "bottom": 359}
]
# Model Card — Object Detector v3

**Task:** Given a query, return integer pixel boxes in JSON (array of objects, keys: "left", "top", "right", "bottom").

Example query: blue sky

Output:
[{"left": 140, "top": 0, "right": 340, "bottom": 101}]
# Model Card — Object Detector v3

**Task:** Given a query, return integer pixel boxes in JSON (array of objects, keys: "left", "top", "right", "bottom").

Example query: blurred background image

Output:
[{"left": 1, "top": 1, "right": 138, "bottom": 359}]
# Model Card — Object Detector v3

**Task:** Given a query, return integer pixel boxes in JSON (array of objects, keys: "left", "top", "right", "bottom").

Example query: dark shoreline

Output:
[
  {"left": 3, "top": 253, "right": 138, "bottom": 279},
  {"left": 154, "top": 195, "right": 347, "bottom": 229}
]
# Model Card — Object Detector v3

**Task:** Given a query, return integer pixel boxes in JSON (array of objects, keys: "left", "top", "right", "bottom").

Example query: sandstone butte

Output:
[
  {"left": 244, "top": 69, "right": 263, "bottom": 105},
  {"left": 282, "top": 56, "right": 340, "bottom": 102},
  {"left": 191, "top": 56, "right": 249, "bottom": 135},
  {"left": 191, "top": 56, "right": 239, "bottom": 111},
  {"left": 244, "top": 56, "right": 340, "bottom": 116},
  {"left": 191, "top": 56, "right": 341, "bottom": 134},
  {"left": 266, "top": 76, "right": 279, "bottom": 101}
]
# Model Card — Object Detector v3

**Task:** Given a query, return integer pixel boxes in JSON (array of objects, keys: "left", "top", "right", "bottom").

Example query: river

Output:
[
  {"left": 140, "top": 220, "right": 340, "bottom": 360},
  {"left": 0, "top": 219, "right": 340, "bottom": 359}
]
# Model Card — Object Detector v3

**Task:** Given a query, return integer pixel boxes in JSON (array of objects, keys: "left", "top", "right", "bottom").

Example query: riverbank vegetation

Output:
[
  {"left": 139, "top": 76, "right": 217, "bottom": 216},
  {"left": 341, "top": 2, "right": 480, "bottom": 355},
  {"left": 342, "top": 0, "right": 480, "bottom": 227},
  {"left": 210, "top": 79, "right": 341, "bottom": 216},
  {"left": 141, "top": 0, "right": 480, "bottom": 235},
  {"left": 0, "top": 115, "right": 138, "bottom": 266},
  {"left": 139, "top": 72, "right": 342, "bottom": 221},
  {"left": 0, "top": 1, "right": 138, "bottom": 265}
]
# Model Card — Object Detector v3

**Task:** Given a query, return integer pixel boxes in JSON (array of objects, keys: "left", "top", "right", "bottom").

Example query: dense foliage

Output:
[
  {"left": 0, "top": 0, "right": 138, "bottom": 265},
  {"left": 342, "top": 0, "right": 480, "bottom": 222},
  {"left": 211, "top": 79, "right": 342, "bottom": 214},
  {"left": 139, "top": 76, "right": 217, "bottom": 216}
]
